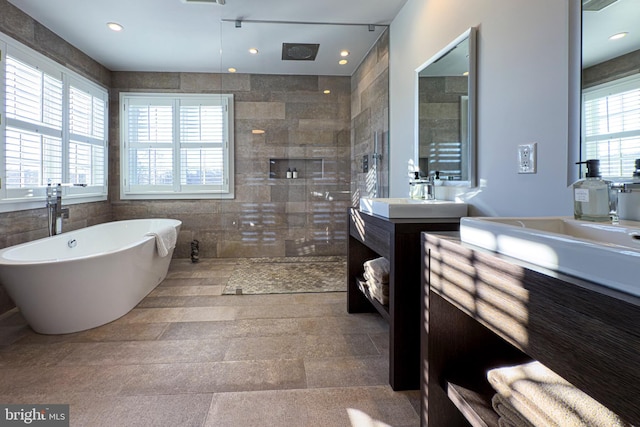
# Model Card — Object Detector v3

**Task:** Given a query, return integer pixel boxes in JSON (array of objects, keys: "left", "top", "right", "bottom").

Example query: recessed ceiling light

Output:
[
  {"left": 339, "top": 59, "right": 348, "bottom": 65},
  {"left": 107, "top": 22, "right": 124, "bottom": 32},
  {"left": 252, "top": 129, "right": 265, "bottom": 135},
  {"left": 249, "top": 48, "right": 259, "bottom": 54},
  {"left": 462, "top": 71, "right": 469, "bottom": 76},
  {"left": 340, "top": 50, "right": 350, "bottom": 57},
  {"left": 228, "top": 67, "right": 237, "bottom": 73},
  {"left": 323, "top": 90, "right": 331, "bottom": 94},
  {"left": 609, "top": 32, "right": 628, "bottom": 40}
]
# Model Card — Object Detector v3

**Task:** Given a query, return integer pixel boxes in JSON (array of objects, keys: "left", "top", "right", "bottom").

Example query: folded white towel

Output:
[
  {"left": 365, "top": 276, "right": 389, "bottom": 296},
  {"left": 499, "top": 418, "right": 517, "bottom": 427},
  {"left": 368, "top": 283, "right": 389, "bottom": 305},
  {"left": 487, "top": 361, "right": 631, "bottom": 427},
  {"left": 492, "top": 394, "right": 534, "bottom": 427},
  {"left": 146, "top": 225, "right": 177, "bottom": 257},
  {"left": 363, "top": 257, "right": 390, "bottom": 283}
]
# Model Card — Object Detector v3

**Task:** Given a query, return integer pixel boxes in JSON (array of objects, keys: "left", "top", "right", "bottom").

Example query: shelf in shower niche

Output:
[{"left": 269, "top": 158, "right": 325, "bottom": 180}]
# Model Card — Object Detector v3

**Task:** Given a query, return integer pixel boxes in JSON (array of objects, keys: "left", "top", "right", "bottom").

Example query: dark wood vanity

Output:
[
  {"left": 347, "top": 208, "right": 461, "bottom": 390},
  {"left": 421, "top": 232, "right": 640, "bottom": 426}
]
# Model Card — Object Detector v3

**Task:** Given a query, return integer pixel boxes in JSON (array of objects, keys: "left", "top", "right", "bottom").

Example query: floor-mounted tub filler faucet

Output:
[{"left": 46, "top": 183, "right": 69, "bottom": 236}]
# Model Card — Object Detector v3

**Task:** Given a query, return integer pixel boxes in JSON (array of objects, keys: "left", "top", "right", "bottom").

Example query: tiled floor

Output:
[
  {"left": 0, "top": 258, "right": 420, "bottom": 426},
  {"left": 222, "top": 256, "right": 346, "bottom": 295}
]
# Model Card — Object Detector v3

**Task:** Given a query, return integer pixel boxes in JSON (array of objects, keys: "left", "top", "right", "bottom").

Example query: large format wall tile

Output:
[{"left": 111, "top": 72, "right": 351, "bottom": 259}]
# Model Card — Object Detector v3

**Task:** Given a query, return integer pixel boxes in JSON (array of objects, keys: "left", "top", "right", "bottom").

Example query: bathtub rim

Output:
[{"left": 0, "top": 218, "right": 182, "bottom": 265}]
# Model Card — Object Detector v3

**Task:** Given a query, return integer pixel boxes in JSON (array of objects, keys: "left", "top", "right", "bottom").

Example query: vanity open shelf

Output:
[
  {"left": 422, "top": 232, "right": 640, "bottom": 426},
  {"left": 347, "top": 207, "right": 461, "bottom": 390},
  {"left": 355, "top": 276, "right": 390, "bottom": 322}
]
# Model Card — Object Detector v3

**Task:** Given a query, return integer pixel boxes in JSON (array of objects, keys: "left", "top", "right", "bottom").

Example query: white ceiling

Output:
[
  {"left": 6, "top": 0, "right": 639, "bottom": 75},
  {"left": 7, "top": 0, "right": 408, "bottom": 75},
  {"left": 582, "top": 0, "right": 640, "bottom": 68}
]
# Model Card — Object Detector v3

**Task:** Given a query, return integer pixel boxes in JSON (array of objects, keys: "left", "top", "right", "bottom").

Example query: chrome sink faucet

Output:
[
  {"left": 46, "top": 183, "right": 69, "bottom": 236},
  {"left": 410, "top": 172, "right": 435, "bottom": 200}
]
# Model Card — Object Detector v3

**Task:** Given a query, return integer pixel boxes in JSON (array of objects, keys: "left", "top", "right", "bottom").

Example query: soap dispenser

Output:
[
  {"left": 573, "top": 159, "right": 611, "bottom": 222},
  {"left": 410, "top": 172, "right": 423, "bottom": 199}
]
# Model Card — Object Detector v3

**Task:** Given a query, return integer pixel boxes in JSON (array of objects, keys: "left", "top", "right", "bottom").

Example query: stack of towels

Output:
[
  {"left": 363, "top": 257, "right": 390, "bottom": 305},
  {"left": 487, "top": 361, "right": 632, "bottom": 427}
]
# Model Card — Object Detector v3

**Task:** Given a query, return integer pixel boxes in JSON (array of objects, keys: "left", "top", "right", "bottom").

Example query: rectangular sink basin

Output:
[
  {"left": 460, "top": 216, "right": 640, "bottom": 297},
  {"left": 359, "top": 198, "right": 468, "bottom": 219}
]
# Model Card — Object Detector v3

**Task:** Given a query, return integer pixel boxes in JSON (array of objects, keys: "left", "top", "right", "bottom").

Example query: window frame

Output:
[
  {"left": 120, "top": 92, "right": 235, "bottom": 200},
  {"left": 0, "top": 32, "right": 109, "bottom": 213},
  {"left": 581, "top": 73, "right": 640, "bottom": 179}
]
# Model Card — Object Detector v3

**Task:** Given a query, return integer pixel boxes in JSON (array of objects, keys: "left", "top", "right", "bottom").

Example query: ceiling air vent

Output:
[
  {"left": 180, "top": 0, "right": 225, "bottom": 5},
  {"left": 282, "top": 43, "right": 320, "bottom": 61},
  {"left": 582, "top": 0, "right": 618, "bottom": 11}
]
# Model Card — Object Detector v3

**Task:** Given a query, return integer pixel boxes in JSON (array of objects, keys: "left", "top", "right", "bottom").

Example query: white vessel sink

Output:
[
  {"left": 359, "top": 198, "right": 468, "bottom": 219},
  {"left": 460, "top": 216, "right": 640, "bottom": 297}
]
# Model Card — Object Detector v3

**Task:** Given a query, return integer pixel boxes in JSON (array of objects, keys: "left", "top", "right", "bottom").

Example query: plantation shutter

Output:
[
  {"left": 68, "top": 85, "right": 107, "bottom": 187},
  {"left": 179, "top": 102, "right": 226, "bottom": 188},
  {"left": 121, "top": 94, "right": 232, "bottom": 198},
  {"left": 4, "top": 54, "right": 63, "bottom": 190},
  {"left": 583, "top": 75, "right": 640, "bottom": 178},
  {"left": 125, "top": 100, "right": 175, "bottom": 191}
]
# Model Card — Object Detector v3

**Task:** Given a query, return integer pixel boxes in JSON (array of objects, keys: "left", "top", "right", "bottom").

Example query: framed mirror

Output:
[
  {"left": 415, "top": 27, "right": 477, "bottom": 187},
  {"left": 575, "top": 0, "right": 640, "bottom": 180}
]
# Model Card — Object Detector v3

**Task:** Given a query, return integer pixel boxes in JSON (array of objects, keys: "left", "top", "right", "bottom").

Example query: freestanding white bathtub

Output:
[{"left": 0, "top": 218, "right": 181, "bottom": 334}]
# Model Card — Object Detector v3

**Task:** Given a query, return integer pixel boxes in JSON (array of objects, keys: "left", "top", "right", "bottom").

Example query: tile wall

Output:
[
  {"left": 351, "top": 31, "right": 390, "bottom": 204},
  {"left": 110, "top": 72, "right": 352, "bottom": 259}
]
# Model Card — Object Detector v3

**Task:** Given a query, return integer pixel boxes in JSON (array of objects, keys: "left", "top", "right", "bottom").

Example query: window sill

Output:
[
  {"left": 0, "top": 194, "right": 108, "bottom": 214},
  {"left": 120, "top": 192, "right": 235, "bottom": 201}
]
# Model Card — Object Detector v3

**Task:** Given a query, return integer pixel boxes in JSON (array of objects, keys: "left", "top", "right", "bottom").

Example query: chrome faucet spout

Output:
[
  {"left": 46, "top": 183, "right": 69, "bottom": 236},
  {"left": 611, "top": 181, "right": 640, "bottom": 193}
]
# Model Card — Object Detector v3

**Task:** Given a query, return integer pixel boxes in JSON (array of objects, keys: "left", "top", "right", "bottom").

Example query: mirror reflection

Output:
[
  {"left": 581, "top": 0, "right": 640, "bottom": 178},
  {"left": 417, "top": 28, "right": 476, "bottom": 186}
]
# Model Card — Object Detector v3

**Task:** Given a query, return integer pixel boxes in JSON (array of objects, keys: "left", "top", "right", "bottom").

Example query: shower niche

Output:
[{"left": 269, "top": 158, "right": 325, "bottom": 180}]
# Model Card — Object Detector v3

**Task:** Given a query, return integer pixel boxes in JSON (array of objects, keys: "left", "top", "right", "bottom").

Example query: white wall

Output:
[{"left": 389, "top": 0, "right": 574, "bottom": 216}]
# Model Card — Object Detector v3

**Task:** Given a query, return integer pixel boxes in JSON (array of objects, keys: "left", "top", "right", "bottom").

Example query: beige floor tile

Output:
[
  {"left": 302, "top": 333, "right": 381, "bottom": 359},
  {"left": 204, "top": 390, "right": 309, "bottom": 427},
  {"left": 149, "top": 285, "right": 224, "bottom": 297},
  {"left": 0, "top": 258, "right": 419, "bottom": 426},
  {"left": 0, "top": 365, "right": 140, "bottom": 395},
  {"left": 116, "top": 308, "right": 185, "bottom": 323},
  {"left": 71, "top": 393, "right": 213, "bottom": 427},
  {"left": 0, "top": 343, "right": 78, "bottom": 368},
  {"left": 178, "top": 306, "right": 238, "bottom": 322},
  {"left": 204, "top": 386, "right": 419, "bottom": 427},
  {"left": 300, "top": 386, "right": 419, "bottom": 427},
  {"left": 120, "top": 359, "right": 307, "bottom": 394},
  {"left": 159, "top": 277, "right": 228, "bottom": 287},
  {"left": 71, "top": 322, "right": 170, "bottom": 342},
  {"left": 56, "top": 339, "right": 227, "bottom": 366},
  {"left": 158, "top": 318, "right": 300, "bottom": 341},
  {"left": 137, "top": 295, "right": 230, "bottom": 308},
  {"left": 298, "top": 313, "right": 388, "bottom": 335},
  {"left": 305, "top": 356, "right": 389, "bottom": 388},
  {"left": 223, "top": 335, "right": 303, "bottom": 361},
  {"left": 235, "top": 302, "right": 345, "bottom": 319}
]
